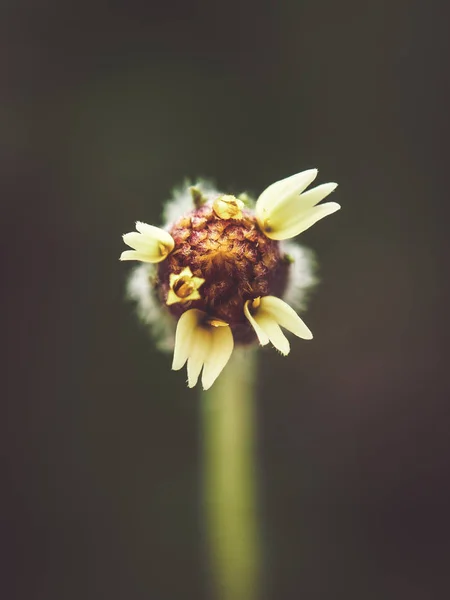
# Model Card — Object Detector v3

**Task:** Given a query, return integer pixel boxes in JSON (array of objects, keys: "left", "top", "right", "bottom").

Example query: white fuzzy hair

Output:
[
  {"left": 162, "top": 179, "right": 220, "bottom": 229},
  {"left": 126, "top": 264, "right": 175, "bottom": 352},
  {"left": 280, "top": 241, "right": 318, "bottom": 312}
]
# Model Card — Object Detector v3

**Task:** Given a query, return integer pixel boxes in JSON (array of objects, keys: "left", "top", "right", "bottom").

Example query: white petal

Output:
[
  {"left": 262, "top": 183, "right": 338, "bottom": 231},
  {"left": 244, "top": 301, "right": 270, "bottom": 346},
  {"left": 123, "top": 232, "right": 159, "bottom": 252},
  {"left": 264, "top": 202, "right": 341, "bottom": 240},
  {"left": 256, "top": 169, "right": 318, "bottom": 220},
  {"left": 201, "top": 326, "right": 234, "bottom": 390},
  {"left": 259, "top": 296, "right": 313, "bottom": 340},
  {"left": 135, "top": 222, "right": 175, "bottom": 249},
  {"left": 187, "top": 326, "right": 211, "bottom": 388},
  {"left": 120, "top": 250, "right": 159, "bottom": 262},
  {"left": 293, "top": 182, "right": 338, "bottom": 211},
  {"left": 121, "top": 222, "right": 174, "bottom": 262},
  {"left": 254, "top": 314, "right": 290, "bottom": 355},
  {"left": 172, "top": 309, "right": 202, "bottom": 371}
]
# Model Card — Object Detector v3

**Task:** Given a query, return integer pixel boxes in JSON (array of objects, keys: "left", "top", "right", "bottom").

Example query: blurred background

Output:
[{"left": 2, "top": 0, "right": 450, "bottom": 598}]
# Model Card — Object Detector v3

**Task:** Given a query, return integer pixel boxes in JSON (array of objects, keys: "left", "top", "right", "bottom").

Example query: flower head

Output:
[{"left": 121, "top": 170, "right": 339, "bottom": 389}]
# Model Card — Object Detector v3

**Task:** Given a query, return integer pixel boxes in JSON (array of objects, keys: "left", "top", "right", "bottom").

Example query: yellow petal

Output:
[
  {"left": 262, "top": 183, "right": 338, "bottom": 231},
  {"left": 256, "top": 169, "right": 318, "bottom": 220},
  {"left": 254, "top": 314, "right": 290, "bottom": 355},
  {"left": 121, "top": 222, "right": 174, "bottom": 262},
  {"left": 119, "top": 250, "right": 157, "bottom": 262},
  {"left": 187, "top": 326, "right": 211, "bottom": 388},
  {"left": 259, "top": 296, "right": 313, "bottom": 340},
  {"left": 245, "top": 296, "right": 313, "bottom": 353},
  {"left": 244, "top": 300, "right": 270, "bottom": 346},
  {"left": 123, "top": 232, "right": 150, "bottom": 248},
  {"left": 291, "top": 182, "right": 338, "bottom": 211},
  {"left": 172, "top": 309, "right": 202, "bottom": 371},
  {"left": 264, "top": 202, "right": 340, "bottom": 240},
  {"left": 135, "top": 222, "right": 175, "bottom": 250},
  {"left": 172, "top": 310, "right": 234, "bottom": 389},
  {"left": 201, "top": 325, "right": 234, "bottom": 390}
]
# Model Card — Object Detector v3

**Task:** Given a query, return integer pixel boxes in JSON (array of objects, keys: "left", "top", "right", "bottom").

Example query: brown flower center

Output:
[{"left": 157, "top": 203, "right": 290, "bottom": 343}]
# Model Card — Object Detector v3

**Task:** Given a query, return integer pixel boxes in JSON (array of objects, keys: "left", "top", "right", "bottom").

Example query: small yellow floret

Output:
[
  {"left": 212, "top": 195, "right": 244, "bottom": 220},
  {"left": 166, "top": 267, "right": 205, "bottom": 306},
  {"left": 206, "top": 318, "right": 229, "bottom": 328}
]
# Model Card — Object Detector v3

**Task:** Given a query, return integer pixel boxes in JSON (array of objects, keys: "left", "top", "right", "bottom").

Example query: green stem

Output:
[{"left": 201, "top": 347, "right": 261, "bottom": 600}]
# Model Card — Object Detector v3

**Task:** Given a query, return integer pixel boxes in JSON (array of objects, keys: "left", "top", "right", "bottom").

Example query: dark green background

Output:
[{"left": 3, "top": 1, "right": 449, "bottom": 598}]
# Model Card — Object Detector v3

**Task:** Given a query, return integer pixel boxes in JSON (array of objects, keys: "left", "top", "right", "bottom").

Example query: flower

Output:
[
  {"left": 171, "top": 309, "right": 234, "bottom": 390},
  {"left": 120, "top": 221, "right": 175, "bottom": 263},
  {"left": 255, "top": 169, "right": 339, "bottom": 240},
  {"left": 121, "top": 170, "right": 339, "bottom": 389}
]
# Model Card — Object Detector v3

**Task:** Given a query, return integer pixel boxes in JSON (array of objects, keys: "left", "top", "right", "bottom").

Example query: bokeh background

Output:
[{"left": 3, "top": 1, "right": 450, "bottom": 598}]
